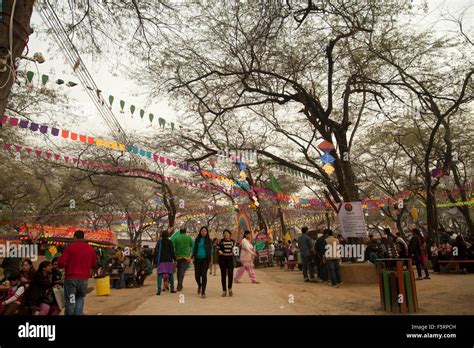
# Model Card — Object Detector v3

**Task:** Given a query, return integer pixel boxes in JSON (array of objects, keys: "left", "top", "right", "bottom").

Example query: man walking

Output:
[
  {"left": 58, "top": 230, "right": 97, "bottom": 315},
  {"left": 172, "top": 227, "right": 193, "bottom": 291},
  {"left": 298, "top": 227, "right": 316, "bottom": 282}
]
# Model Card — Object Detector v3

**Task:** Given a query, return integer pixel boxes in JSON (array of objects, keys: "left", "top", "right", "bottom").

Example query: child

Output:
[{"left": 0, "top": 273, "right": 25, "bottom": 315}]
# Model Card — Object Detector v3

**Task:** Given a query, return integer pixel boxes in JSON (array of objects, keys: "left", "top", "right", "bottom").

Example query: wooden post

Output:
[
  {"left": 376, "top": 262, "right": 385, "bottom": 310},
  {"left": 407, "top": 259, "right": 418, "bottom": 311},
  {"left": 396, "top": 260, "right": 407, "bottom": 313},
  {"left": 389, "top": 271, "right": 398, "bottom": 313}
]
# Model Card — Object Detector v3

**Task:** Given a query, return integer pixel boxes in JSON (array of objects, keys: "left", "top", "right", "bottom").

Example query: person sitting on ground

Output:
[
  {"left": 430, "top": 243, "right": 440, "bottom": 273},
  {"left": 0, "top": 272, "right": 25, "bottom": 315},
  {"left": 123, "top": 255, "right": 136, "bottom": 288},
  {"left": 27, "top": 260, "right": 61, "bottom": 315},
  {"left": 19, "top": 259, "right": 35, "bottom": 290}
]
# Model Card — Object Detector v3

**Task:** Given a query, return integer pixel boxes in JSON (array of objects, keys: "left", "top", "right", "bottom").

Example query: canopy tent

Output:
[{"left": 19, "top": 224, "right": 117, "bottom": 247}]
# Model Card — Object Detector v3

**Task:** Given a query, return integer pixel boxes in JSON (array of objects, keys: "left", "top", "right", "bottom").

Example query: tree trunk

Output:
[
  {"left": 0, "top": 0, "right": 35, "bottom": 116},
  {"left": 277, "top": 206, "right": 286, "bottom": 240}
]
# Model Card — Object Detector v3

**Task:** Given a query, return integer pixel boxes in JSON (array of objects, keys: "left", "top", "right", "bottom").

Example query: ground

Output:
[{"left": 82, "top": 266, "right": 474, "bottom": 315}]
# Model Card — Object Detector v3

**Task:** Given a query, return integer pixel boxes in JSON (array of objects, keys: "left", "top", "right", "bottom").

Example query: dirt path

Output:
[{"left": 83, "top": 266, "right": 474, "bottom": 315}]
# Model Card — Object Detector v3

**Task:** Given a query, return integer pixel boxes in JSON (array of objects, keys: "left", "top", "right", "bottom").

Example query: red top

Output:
[{"left": 58, "top": 241, "right": 98, "bottom": 280}]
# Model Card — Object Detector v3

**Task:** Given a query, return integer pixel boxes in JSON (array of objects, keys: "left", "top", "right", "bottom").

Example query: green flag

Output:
[{"left": 269, "top": 172, "right": 281, "bottom": 193}]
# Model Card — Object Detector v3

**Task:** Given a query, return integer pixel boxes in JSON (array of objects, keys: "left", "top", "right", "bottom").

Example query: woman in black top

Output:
[
  {"left": 155, "top": 231, "right": 176, "bottom": 295},
  {"left": 28, "top": 261, "right": 60, "bottom": 315},
  {"left": 217, "top": 229, "right": 236, "bottom": 297},
  {"left": 191, "top": 226, "right": 212, "bottom": 298}
]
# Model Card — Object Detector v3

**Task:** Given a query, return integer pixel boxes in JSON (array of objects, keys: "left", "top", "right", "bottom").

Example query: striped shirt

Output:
[{"left": 217, "top": 238, "right": 235, "bottom": 257}]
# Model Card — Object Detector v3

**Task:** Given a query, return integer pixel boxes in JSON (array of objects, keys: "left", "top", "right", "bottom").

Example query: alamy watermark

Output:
[
  {"left": 324, "top": 243, "right": 366, "bottom": 262},
  {"left": 216, "top": 148, "right": 257, "bottom": 164},
  {"left": 0, "top": 242, "right": 38, "bottom": 262}
]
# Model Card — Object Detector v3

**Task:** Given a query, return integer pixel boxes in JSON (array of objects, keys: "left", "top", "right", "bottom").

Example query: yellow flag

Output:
[{"left": 284, "top": 232, "right": 291, "bottom": 243}]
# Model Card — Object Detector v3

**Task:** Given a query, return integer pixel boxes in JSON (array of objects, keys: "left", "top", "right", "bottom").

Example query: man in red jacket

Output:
[{"left": 58, "top": 230, "right": 97, "bottom": 315}]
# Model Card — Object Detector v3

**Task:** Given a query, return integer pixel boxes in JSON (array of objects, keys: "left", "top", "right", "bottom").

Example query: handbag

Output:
[{"left": 53, "top": 287, "right": 65, "bottom": 309}]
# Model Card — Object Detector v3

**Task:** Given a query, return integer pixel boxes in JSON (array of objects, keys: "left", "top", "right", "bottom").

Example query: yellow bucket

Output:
[{"left": 95, "top": 276, "right": 110, "bottom": 296}]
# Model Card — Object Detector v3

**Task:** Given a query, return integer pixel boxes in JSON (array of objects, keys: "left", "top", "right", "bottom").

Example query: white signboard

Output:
[{"left": 337, "top": 201, "right": 368, "bottom": 238}]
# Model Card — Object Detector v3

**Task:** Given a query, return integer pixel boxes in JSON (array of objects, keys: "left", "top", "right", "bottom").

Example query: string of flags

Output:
[
  {"left": 1, "top": 114, "right": 328, "bottom": 205},
  {"left": 2, "top": 115, "right": 470, "bottom": 208},
  {"left": 18, "top": 70, "right": 180, "bottom": 130}
]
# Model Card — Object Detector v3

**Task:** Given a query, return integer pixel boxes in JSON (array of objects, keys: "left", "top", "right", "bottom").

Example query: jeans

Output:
[
  {"left": 157, "top": 273, "right": 175, "bottom": 290},
  {"left": 302, "top": 255, "right": 315, "bottom": 280},
  {"left": 326, "top": 260, "right": 342, "bottom": 285},
  {"left": 176, "top": 259, "right": 188, "bottom": 289},
  {"left": 64, "top": 278, "right": 88, "bottom": 315},
  {"left": 194, "top": 258, "right": 209, "bottom": 293},
  {"left": 218, "top": 256, "right": 234, "bottom": 291}
]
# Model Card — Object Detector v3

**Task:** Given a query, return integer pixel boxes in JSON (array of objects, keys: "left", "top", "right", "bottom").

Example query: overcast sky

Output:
[{"left": 20, "top": 0, "right": 473, "bottom": 144}]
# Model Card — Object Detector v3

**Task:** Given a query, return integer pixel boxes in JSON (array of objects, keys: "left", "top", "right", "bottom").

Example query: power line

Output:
[{"left": 36, "top": 2, "right": 125, "bottom": 141}]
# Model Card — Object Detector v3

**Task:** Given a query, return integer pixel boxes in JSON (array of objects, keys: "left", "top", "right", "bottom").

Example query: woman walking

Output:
[
  {"left": 191, "top": 226, "right": 212, "bottom": 298},
  {"left": 235, "top": 230, "right": 259, "bottom": 284},
  {"left": 217, "top": 229, "right": 236, "bottom": 297},
  {"left": 409, "top": 228, "right": 430, "bottom": 280},
  {"left": 155, "top": 231, "right": 177, "bottom": 295}
]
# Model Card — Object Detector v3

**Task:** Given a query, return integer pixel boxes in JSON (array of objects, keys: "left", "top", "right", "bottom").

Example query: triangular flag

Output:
[
  {"left": 130, "top": 105, "right": 136, "bottom": 115},
  {"left": 41, "top": 74, "right": 49, "bottom": 86},
  {"left": 120, "top": 100, "right": 125, "bottom": 112},
  {"left": 26, "top": 71, "right": 34, "bottom": 83},
  {"left": 149, "top": 113, "right": 154, "bottom": 122},
  {"left": 140, "top": 109, "right": 145, "bottom": 118},
  {"left": 269, "top": 173, "right": 282, "bottom": 193}
]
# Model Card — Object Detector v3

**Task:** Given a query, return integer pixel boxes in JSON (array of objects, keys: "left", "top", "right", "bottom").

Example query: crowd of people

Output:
[
  {"left": 1, "top": 225, "right": 471, "bottom": 315},
  {"left": 154, "top": 226, "right": 259, "bottom": 298},
  {"left": 365, "top": 227, "right": 473, "bottom": 279},
  {"left": 0, "top": 230, "right": 97, "bottom": 316}
]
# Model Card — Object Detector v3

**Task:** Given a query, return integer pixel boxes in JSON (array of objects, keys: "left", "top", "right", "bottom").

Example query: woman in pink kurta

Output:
[{"left": 235, "top": 231, "right": 259, "bottom": 284}]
